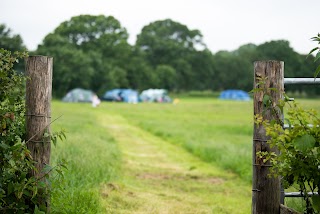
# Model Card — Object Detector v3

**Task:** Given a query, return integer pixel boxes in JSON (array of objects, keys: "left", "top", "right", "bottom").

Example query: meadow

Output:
[
  {"left": 105, "top": 97, "right": 253, "bottom": 181},
  {"left": 50, "top": 97, "right": 320, "bottom": 213}
]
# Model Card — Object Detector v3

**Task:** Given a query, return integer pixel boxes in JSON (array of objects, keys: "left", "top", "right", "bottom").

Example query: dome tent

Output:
[
  {"left": 102, "top": 89, "right": 138, "bottom": 103},
  {"left": 219, "top": 90, "right": 250, "bottom": 101},
  {"left": 120, "top": 89, "right": 138, "bottom": 103},
  {"left": 102, "top": 89, "right": 122, "bottom": 102},
  {"left": 62, "top": 88, "right": 95, "bottom": 103},
  {"left": 139, "top": 89, "right": 172, "bottom": 103}
]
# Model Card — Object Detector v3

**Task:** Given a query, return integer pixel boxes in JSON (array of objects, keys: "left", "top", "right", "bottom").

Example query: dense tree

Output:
[
  {"left": 209, "top": 40, "right": 319, "bottom": 95},
  {"left": 136, "top": 19, "right": 213, "bottom": 91},
  {"left": 123, "top": 50, "right": 156, "bottom": 90},
  {"left": 212, "top": 51, "right": 251, "bottom": 90},
  {"left": 257, "top": 40, "right": 319, "bottom": 95},
  {"left": 188, "top": 50, "right": 215, "bottom": 90},
  {"left": 154, "top": 65, "right": 177, "bottom": 90},
  {"left": 136, "top": 19, "right": 205, "bottom": 65},
  {"left": 37, "top": 33, "right": 94, "bottom": 97},
  {"left": 256, "top": 40, "right": 302, "bottom": 77},
  {"left": 31, "top": 15, "right": 319, "bottom": 96},
  {"left": 54, "top": 15, "right": 128, "bottom": 48},
  {"left": 0, "top": 24, "right": 25, "bottom": 52},
  {"left": 36, "top": 15, "right": 132, "bottom": 97},
  {"left": 233, "top": 43, "right": 259, "bottom": 62}
]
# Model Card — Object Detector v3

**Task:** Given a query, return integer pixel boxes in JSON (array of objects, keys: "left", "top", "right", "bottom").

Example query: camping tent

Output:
[
  {"left": 62, "top": 88, "right": 95, "bottom": 103},
  {"left": 102, "top": 89, "right": 138, "bottom": 103},
  {"left": 120, "top": 89, "right": 138, "bottom": 103},
  {"left": 219, "top": 90, "right": 250, "bottom": 101},
  {"left": 102, "top": 89, "right": 122, "bottom": 102},
  {"left": 139, "top": 89, "right": 171, "bottom": 103}
]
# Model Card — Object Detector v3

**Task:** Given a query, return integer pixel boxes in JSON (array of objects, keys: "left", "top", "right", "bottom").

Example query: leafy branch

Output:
[
  {"left": 0, "top": 49, "right": 67, "bottom": 213},
  {"left": 307, "top": 33, "right": 320, "bottom": 79},
  {"left": 254, "top": 80, "right": 320, "bottom": 213}
]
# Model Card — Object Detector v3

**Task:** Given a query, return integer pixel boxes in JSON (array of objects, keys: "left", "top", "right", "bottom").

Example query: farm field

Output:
[{"left": 50, "top": 97, "right": 320, "bottom": 213}]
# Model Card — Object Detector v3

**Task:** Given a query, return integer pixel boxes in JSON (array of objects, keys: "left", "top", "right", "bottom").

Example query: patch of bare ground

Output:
[{"left": 136, "top": 172, "right": 225, "bottom": 185}]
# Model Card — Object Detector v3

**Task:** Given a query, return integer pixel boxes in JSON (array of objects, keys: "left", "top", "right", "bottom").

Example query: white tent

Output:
[{"left": 139, "top": 89, "right": 171, "bottom": 103}]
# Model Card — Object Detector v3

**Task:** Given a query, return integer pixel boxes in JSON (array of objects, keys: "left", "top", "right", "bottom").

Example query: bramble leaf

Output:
[
  {"left": 312, "top": 195, "right": 320, "bottom": 212},
  {"left": 34, "top": 205, "right": 46, "bottom": 214},
  {"left": 293, "top": 134, "right": 316, "bottom": 152},
  {"left": 263, "top": 94, "right": 271, "bottom": 106}
]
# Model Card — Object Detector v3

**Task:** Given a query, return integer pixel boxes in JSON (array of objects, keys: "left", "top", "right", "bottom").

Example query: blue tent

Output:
[
  {"left": 102, "top": 89, "right": 138, "bottom": 103},
  {"left": 120, "top": 89, "right": 138, "bottom": 103},
  {"left": 219, "top": 90, "right": 250, "bottom": 101},
  {"left": 102, "top": 89, "right": 122, "bottom": 102}
]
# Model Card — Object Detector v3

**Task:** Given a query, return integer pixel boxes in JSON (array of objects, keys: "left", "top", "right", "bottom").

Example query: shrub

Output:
[{"left": 0, "top": 49, "right": 64, "bottom": 213}]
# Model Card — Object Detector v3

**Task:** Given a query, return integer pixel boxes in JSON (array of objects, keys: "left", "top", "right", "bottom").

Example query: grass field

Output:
[
  {"left": 50, "top": 97, "right": 320, "bottom": 213},
  {"left": 104, "top": 98, "right": 253, "bottom": 182}
]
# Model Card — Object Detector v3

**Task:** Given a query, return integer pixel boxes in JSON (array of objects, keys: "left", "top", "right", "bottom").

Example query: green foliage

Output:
[
  {"left": 253, "top": 37, "right": 320, "bottom": 212},
  {"left": 136, "top": 19, "right": 212, "bottom": 91},
  {"left": 0, "top": 49, "right": 38, "bottom": 212},
  {"left": 0, "top": 24, "right": 26, "bottom": 53},
  {"left": 0, "top": 24, "right": 27, "bottom": 73},
  {"left": 313, "top": 195, "right": 320, "bottom": 212},
  {"left": 257, "top": 100, "right": 320, "bottom": 213},
  {"left": 154, "top": 64, "right": 177, "bottom": 90},
  {"left": 32, "top": 15, "right": 319, "bottom": 96},
  {"left": 36, "top": 15, "right": 132, "bottom": 97},
  {"left": 308, "top": 33, "right": 320, "bottom": 79},
  {"left": 254, "top": 75, "right": 320, "bottom": 213},
  {"left": 0, "top": 49, "right": 66, "bottom": 213},
  {"left": 36, "top": 33, "right": 95, "bottom": 97}
]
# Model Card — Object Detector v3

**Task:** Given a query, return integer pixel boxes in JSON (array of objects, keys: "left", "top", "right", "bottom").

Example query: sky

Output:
[{"left": 0, "top": 0, "right": 319, "bottom": 54}]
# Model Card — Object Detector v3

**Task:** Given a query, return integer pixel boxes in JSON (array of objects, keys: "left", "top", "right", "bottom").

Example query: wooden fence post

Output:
[
  {"left": 252, "top": 61, "right": 284, "bottom": 214},
  {"left": 25, "top": 56, "right": 53, "bottom": 211}
]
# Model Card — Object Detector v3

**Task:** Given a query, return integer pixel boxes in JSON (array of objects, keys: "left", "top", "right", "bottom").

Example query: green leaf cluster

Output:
[
  {"left": 0, "top": 49, "right": 67, "bottom": 213},
  {"left": 0, "top": 48, "right": 39, "bottom": 213},
  {"left": 257, "top": 100, "right": 320, "bottom": 213},
  {"left": 308, "top": 33, "right": 320, "bottom": 79},
  {"left": 0, "top": 24, "right": 26, "bottom": 73}
]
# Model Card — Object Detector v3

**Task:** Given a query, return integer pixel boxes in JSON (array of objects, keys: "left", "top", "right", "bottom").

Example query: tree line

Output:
[{"left": 1, "top": 15, "right": 319, "bottom": 97}]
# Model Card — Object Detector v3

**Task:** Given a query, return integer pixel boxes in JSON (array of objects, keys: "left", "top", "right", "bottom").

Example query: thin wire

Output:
[
  {"left": 25, "top": 114, "right": 51, "bottom": 118},
  {"left": 253, "top": 138, "right": 268, "bottom": 142},
  {"left": 28, "top": 140, "right": 50, "bottom": 143},
  {"left": 253, "top": 164, "right": 273, "bottom": 167},
  {"left": 26, "top": 115, "right": 63, "bottom": 144}
]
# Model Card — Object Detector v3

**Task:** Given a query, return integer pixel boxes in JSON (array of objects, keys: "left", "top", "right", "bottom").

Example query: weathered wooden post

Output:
[
  {"left": 252, "top": 61, "right": 284, "bottom": 214},
  {"left": 25, "top": 56, "right": 53, "bottom": 211}
]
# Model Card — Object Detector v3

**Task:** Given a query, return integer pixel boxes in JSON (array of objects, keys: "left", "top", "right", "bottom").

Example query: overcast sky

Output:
[{"left": 1, "top": 0, "right": 319, "bottom": 54}]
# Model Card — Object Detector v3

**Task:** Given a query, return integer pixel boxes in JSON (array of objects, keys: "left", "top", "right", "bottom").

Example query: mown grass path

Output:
[{"left": 99, "top": 114, "right": 251, "bottom": 213}]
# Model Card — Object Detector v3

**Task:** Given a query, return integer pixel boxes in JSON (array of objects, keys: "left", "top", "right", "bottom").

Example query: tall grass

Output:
[
  {"left": 102, "top": 97, "right": 320, "bottom": 183},
  {"left": 50, "top": 102, "right": 121, "bottom": 213},
  {"left": 103, "top": 98, "right": 253, "bottom": 182},
  {"left": 49, "top": 97, "right": 320, "bottom": 212}
]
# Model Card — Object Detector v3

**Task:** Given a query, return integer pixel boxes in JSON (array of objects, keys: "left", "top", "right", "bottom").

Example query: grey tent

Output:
[{"left": 62, "top": 88, "right": 94, "bottom": 103}]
